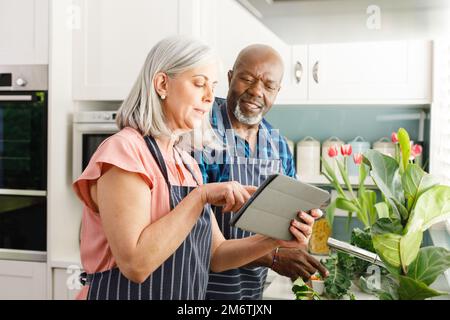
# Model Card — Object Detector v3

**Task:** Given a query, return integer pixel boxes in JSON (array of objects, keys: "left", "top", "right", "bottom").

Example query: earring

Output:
[{"left": 160, "top": 95, "right": 166, "bottom": 100}]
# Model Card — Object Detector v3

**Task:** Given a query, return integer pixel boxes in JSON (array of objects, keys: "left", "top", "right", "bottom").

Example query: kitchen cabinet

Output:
[
  {"left": 277, "top": 45, "right": 308, "bottom": 103},
  {"left": 71, "top": 0, "right": 431, "bottom": 104},
  {"left": 0, "top": 0, "right": 49, "bottom": 64},
  {"left": 306, "top": 41, "right": 432, "bottom": 103},
  {"left": 72, "top": 0, "right": 199, "bottom": 100},
  {"left": 0, "top": 260, "right": 47, "bottom": 300},
  {"left": 53, "top": 268, "right": 81, "bottom": 300}
]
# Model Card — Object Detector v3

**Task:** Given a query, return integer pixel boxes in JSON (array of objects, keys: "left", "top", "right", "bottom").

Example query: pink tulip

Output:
[
  {"left": 391, "top": 132, "right": 398, "bottom": 143},
  {"left": 411, "top": 144, "right": 423, "bottom": 158},
  {"left": 340, "top": 144, "right": 353, "bottom": 157},
  {"left": 353, "top": 153, "right": 363, "bottom": 165},
  {"left": 328, "top": 145, "right": 339, "bottom": 158}
]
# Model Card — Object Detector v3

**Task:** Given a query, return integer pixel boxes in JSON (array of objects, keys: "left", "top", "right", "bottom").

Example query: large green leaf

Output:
[
  {"left": 407, "top": 185, "right": 450, "bottom": 232},
  {"left": 407, "top": 247, "right": 450, "bottom": 286},
  {"left": 363, "top": 150, "right": 404, "bottom": 218},
  {"left": 397, "top": 128, "right": 411, "bottom": 174},
  {"left": 399, "top": 230, "right": 423, "bottom": 270},
  {"left": 372, "top": 233, "right": 401, "bottom": 269},
  {"left": 398, "top": 276, "right": 447, "bottom": 300},
  {"left": 402, "top": 164, "right": 439, "bottom": 211}
]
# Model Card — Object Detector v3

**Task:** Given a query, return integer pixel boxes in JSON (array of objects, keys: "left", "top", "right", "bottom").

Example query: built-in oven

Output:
[
  {"left": 0, "top": 65, "right": 48, "bottom": 262},
  {"left": 73, "top": 111, "right": 119, "bottom": 181}
]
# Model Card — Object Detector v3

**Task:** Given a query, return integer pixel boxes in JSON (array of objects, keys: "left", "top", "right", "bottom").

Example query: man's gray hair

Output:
[{"left": 116, "top": 35, "right": 219, "bottom": 149}]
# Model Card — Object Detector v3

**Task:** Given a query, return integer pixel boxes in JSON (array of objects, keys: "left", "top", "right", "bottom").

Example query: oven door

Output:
[
  {"left": 0, "top": 91, "right": 47, "bottom": 191},
  {"left": 73, "top": 123, "right": 118, "bottom": 181},
  {"left": 0, "top": 194, "right": 46, "bottom": 262}
]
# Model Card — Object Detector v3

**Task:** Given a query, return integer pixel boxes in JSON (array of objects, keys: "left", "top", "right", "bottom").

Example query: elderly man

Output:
[{"left": 197, "top": 44, "right": 328, "bottom": 300}]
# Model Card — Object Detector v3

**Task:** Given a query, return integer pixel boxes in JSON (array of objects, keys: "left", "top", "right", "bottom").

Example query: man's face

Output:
[{"left": 227, "top": 54, "right": 283, "bottom": 126}]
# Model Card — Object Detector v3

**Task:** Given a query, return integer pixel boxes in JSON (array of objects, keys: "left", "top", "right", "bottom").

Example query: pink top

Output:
[{"left": 72, "top": 127, "right": 203, "bottom": 299}]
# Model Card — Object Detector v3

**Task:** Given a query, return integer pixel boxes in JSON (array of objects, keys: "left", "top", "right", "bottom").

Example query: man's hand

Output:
[{"left": 271, "top": 248, "right": 329, "bottom": 281}]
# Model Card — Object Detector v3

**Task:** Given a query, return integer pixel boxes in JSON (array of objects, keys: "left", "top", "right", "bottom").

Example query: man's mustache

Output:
[{"left": 238, "top": 96, "right": 266, "bottom": 109}]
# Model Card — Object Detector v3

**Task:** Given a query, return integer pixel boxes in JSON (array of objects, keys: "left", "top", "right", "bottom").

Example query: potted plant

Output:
[{"left": 316, "top": 128, "right": 450, "bottom": 300}]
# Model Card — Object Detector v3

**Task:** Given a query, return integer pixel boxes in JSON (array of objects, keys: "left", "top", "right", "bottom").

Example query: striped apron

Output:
[
  {"left": 206, "top": 107, "right": 282, "bottom": 300},
  {"left": 80, "top": 135, "right": 212, "bottom": 300}
]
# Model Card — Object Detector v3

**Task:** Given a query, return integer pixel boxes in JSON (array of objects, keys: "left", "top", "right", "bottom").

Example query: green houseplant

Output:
[{"left": 315, "top": 128, "right": 450, "bottom": 300}]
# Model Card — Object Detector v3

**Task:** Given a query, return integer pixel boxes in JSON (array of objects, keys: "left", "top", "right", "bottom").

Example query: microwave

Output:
[{"left": 72, "top": 111, "right": 119, "bottom": 181}]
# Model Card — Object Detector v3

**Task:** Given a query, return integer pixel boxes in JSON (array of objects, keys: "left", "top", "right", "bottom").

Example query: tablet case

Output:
[{"left": 230, "top": 174, "right": 330, "bottom": 241}]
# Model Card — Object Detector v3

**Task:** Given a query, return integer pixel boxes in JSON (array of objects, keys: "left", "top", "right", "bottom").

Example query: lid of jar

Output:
[
  {"left": 297, "top": 136, "right": 320, "bottom": 147},
  {"left": 373, "top": 137, "right": 395, "bottom": 148},
  {"left": 349, "top": 136, "right": 370, "bottom": 148},
  {"left": 322, "top": 136, "right": 343, "bottom": 147}
]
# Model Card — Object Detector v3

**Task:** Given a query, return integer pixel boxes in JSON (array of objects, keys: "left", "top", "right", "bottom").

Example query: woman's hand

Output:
[
  {"left": 276, "top": 209, "right": 323, "bottom": 249},
  {"left": 198, "top": 182, "right": 257, "bottom": 212}
]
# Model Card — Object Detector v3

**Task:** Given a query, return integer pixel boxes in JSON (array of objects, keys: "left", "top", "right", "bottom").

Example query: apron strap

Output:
[
  {"left": 144, "top": 135, "right": 201, "bottom": 207},
  {"left": 144, "top": 135, "right": 176, "bottom": 209},
  {"left": 144, "top": 136, "right": 171, "bottom": 187},
  {"left": 174, "top": 147, "right": 201, "bottom": 186}
]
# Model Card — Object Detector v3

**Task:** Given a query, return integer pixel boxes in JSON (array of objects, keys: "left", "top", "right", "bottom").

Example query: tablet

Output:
[{"left": 230, "top": 174, "right": 331, "bottom": 241}]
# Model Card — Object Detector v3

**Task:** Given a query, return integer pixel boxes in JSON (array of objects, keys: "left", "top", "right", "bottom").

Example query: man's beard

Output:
[{"left": 233, "top": 103, "right": 263, "bottom": 126}]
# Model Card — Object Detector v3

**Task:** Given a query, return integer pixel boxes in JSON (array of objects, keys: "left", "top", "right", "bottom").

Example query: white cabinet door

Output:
[
  {"left": 201, "top": 0, "right": 293, "bottom": 102},
  {"left": 0, "top": 0, "right": 48, "bottom": 64},
  {"left": 72, "top": 0, "right": 186, "bottom": 100},
  {"left": 0, "top": 260, "right": 47, "bottom": 300},
  {"left": 277, "top": 45, "right": 308, "bottom": 104},
  {"left": 53, "top": 268, "right": 81, "bottom": 300},
  {"left": 307, "top": 41, "right": 431, "bottom": 103}
]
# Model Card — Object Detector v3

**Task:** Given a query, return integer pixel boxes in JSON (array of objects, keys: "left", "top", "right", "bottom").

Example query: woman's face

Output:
[{"left": 163, "top": 62, "right": 218, "bottom": 132}]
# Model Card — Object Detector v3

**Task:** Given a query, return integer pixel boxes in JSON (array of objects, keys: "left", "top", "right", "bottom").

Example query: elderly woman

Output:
[{"left": 73, "top": 36, "right": 319, "bottom": 300}]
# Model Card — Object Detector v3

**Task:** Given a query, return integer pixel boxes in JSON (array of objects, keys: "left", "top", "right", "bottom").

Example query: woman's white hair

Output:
[{"left": 116, "top": 35, "right": 220, "bottom": 150}]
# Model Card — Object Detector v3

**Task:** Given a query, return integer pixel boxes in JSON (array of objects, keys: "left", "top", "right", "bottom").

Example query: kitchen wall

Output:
[{"left": 265, "top": 105, "right": 428, "bottom": 143}]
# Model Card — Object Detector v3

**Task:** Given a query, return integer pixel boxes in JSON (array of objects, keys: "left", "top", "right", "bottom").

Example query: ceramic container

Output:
[
  {"left": 373, "top": 137, "right": 396, "bottom": 158},
  {"left": 296, "top": 136, "right": 321, "bottom": 177}
]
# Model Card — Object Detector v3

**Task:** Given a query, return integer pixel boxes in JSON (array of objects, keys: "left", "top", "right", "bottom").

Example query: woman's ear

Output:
[{"left": 154, "top": 72, "right": 169, "bottom": 99}]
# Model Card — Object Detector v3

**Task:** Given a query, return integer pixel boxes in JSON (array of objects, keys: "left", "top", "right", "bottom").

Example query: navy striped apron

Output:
[
  {"left": 206, "top": 106, "right": 282, "bottom": 300},
  {"left": 80, "top": 135, "right": 212, "bottom": 300}
]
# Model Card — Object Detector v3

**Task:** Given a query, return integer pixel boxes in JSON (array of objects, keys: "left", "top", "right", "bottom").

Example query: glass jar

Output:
[{"left": 309, "top": 215, "right": 332, "bottom": 255}]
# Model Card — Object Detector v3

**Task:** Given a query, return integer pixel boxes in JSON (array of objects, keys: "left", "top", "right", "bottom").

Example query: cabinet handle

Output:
[
  {"left": 294, "top": 61, "right": 303, "bottom": 84},
  {"left": 313, "top": 61, "right": 319, "bottom": 84}
]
